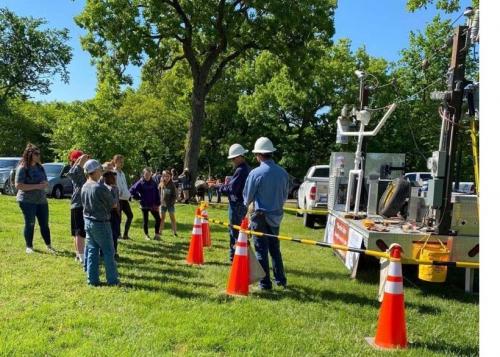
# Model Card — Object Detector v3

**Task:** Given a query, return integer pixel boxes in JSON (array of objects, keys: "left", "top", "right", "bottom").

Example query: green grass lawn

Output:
[{"left": 0, "top": 195, "right": 478, "bottom": 356}]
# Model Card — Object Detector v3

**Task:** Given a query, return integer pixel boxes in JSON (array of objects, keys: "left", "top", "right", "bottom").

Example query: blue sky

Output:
[{"left": 0, "top": 0, "right": 470, "bottom": 102}]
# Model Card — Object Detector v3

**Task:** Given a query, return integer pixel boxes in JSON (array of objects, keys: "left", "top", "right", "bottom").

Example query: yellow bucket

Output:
[{"left": 413, "top": 238, "right": 450, "bottom": 283}]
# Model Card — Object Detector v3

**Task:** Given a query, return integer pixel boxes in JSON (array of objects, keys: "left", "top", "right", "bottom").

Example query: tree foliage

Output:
[
  {"left": 75, "top": 0, "right": 337, "bottom": 185},
  {"left": 0, "top": 8, "right": 71, "bottom": 102}
]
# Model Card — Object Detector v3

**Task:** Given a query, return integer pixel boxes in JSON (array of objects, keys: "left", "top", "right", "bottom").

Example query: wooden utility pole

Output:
[{"left": 435, "top": 26, "right": 468, "bottom": 235}]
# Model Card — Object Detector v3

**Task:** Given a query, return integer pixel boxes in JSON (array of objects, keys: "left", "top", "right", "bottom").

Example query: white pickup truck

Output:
[{"left": 297, "top": 165, "right": 329, "bottom": 228}]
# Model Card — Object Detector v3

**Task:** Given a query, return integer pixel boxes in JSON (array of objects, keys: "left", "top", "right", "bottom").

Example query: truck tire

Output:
[
  {"left": 296, "top": 200, "right": 303, "bottom": 217},
  {"left": 304, "top": 213, "right": 315, "bottom": 228}
]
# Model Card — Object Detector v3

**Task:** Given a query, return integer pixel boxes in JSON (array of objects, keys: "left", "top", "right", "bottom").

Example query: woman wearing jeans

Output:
[
  {"left": 15, "top": 144, "right": 55, "bottom": 254},
  {"left": 129, "top": 168, "right": 161, "bottom": 240}
]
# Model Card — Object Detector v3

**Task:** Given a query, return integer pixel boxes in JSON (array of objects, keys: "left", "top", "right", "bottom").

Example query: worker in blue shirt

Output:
[
  {"left": 243, "top": 137, "right": 289, "bottom": 290},
  {"left": 218, "top": 143, "right": 251, "bottom": 262}
]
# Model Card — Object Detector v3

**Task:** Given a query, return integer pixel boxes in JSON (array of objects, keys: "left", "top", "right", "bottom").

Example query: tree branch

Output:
[
  {"left": 163, "top": 54, "right": 186, "bottom": 70},
  {"left": 205, "top": 42, "right": 258, "bottom": 91}
]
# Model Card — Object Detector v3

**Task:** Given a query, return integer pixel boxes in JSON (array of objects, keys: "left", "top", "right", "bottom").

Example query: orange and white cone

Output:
[
  {"left": 186, "top": 208, "right": 204, "bottom": 265},
  {"left": 201, "top": 208, "right": 212, "bottom": 247},
  {"left": 226, "top": 218, "right": 250, "bottom": 296},
  {"left": 366, "top": 244, "right": 408, "bottom": 350}
]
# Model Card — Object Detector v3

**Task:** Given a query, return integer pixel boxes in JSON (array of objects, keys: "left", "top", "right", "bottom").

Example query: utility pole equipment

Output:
[{"left": 435, "top": 26, "right": 468, "bottom": 235}]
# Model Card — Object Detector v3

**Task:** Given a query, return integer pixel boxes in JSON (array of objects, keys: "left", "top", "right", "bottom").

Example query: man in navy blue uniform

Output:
[{"left": 218, "top": 143, "right": 251, "bottom": 262}]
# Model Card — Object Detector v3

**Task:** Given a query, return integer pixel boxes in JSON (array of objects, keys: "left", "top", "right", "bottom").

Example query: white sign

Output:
[{"left": 345, "top": 229, "right": 364, "bottom": 272}]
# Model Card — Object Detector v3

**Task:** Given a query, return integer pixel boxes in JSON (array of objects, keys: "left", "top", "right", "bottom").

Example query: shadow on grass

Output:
[
  {"left": 247, "top": 284, "right": 441, "bottom": 314},
  {"left": 204, "top": 260, "right": 231, "bottom": 267},
  {"left": 411, "top": 341, "right": 478, "bottom": 356},
  {"left": 121, "top": 271, "right": 214, "bottom": 288},
  {"left": 120, "top": 282, "right": 213, "bottom": 299},
  {"left": 287, "top": 268, "right": 348, "bottom": 281}
]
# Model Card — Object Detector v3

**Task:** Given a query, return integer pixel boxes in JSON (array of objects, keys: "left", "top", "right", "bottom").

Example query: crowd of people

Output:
[{"left": 13, "top": 137, "right": 290, "bottom": 290}]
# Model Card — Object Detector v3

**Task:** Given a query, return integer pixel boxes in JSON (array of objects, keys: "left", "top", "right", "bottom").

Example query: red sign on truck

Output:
[{"left": 333, "top": 219, "right": 349, "bottom": 258}]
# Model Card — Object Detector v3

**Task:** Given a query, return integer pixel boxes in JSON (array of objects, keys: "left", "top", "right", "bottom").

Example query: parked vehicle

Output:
[
  {"left": 297, "top": 165, "right": 329, "bottom": 228},
  {"left": 288, "top": 175, "right": 302, "bottom": 199},
  {"left": 404, "top": 172, "right": 432, "bottom": 186},
  {"left": 0, "top": 157, "right": 22, "bottom": 195},
  {"left": 42, "top": 163, "right": 73, "bottom": 199}
]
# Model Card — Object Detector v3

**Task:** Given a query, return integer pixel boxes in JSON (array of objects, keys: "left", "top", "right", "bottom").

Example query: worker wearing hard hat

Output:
[
  {"left": 243, "top": 137, "right": 289, "bottom": 290},
  {"left": 218, "top": 143, "right": 251, "bottom": 262}
]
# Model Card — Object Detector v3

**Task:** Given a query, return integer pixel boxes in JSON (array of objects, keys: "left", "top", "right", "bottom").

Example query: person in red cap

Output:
[{"left": 67, "top": 149, "right": 89, "bottom": 264}]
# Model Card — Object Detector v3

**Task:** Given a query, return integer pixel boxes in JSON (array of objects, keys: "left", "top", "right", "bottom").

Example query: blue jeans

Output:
[
  {"left": 228, "top": 202, "right": 247, "bottom": 261},
  {"left": 250, "top": 212, "right": 287, "bottom": 289},
  {"left": 84, "top": 218, "right": 119, "bottom": 286},
  {"left": 19, "top": 202, "right": 51, "bottom": 248}
]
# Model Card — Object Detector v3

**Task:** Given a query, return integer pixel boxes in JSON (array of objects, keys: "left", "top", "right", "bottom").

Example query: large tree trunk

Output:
[{"left": 183, "top": 81, "right": 206, "bottom": 197}]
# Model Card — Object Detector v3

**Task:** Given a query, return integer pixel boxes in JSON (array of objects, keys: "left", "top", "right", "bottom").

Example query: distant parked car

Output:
[
  {"left": 297, "top": 165, "right": 329, "bottom": 228},
  {"left": 0, "top": 157, "right": 22, "bottom": 195},
  {"left": 404, "top": 172, "right": 432, "bottom": 186},
  {"left": 42, "top": 163, "right": 73, "bottom": 199},
  {"left": 288, "top": 175, "right": 302, "bottom": 199}
]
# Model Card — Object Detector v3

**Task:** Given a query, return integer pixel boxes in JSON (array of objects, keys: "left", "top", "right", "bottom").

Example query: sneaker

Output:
[
  {"left": 117, "top": 235, "right": 123, "bottom": 240},
  {"left": 26, "top": 247, "right": 34, "bottom": 254},
  {"left": 154, "top": 234, "right": 161, "bottom": 241},
  {"left": 46, "top": 245, "right": 56, "bottom": 254},
  {"left": 145, "top": 235, "right": 151, "bottom": 240}
]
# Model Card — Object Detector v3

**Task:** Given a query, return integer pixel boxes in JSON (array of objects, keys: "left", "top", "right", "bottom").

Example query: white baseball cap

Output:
[{"left": 84, "top": 159, "right": 102, "bottom": 174}]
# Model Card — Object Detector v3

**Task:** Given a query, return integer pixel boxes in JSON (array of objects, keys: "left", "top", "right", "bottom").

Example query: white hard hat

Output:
[
  {"left": 84, "top": 159, "right": 102, "bottom": 174},
  {"left": 227, "top": 143, "right": 248, "bottom": 159},
  {"left": 252, "top": 137, "right": 276, "bottom": 154}
]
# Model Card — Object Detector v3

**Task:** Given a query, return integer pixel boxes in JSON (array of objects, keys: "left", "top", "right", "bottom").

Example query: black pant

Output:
[
  {"left": 141, "top": 208, "right": 161, "bottom": 236},
  {"left": 119, "top": 200, "right": 133, "bottom": 237},
  {"left": 110, "top": 209, "right": 120, "bottom": 252},
  {"left": 19, "top": 202, "right": 51, "bottom": 248}
]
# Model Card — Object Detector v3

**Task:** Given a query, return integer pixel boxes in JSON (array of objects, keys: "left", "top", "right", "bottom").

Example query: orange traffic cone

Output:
[
  {"left": 366, "top": 244, "right": 408, "bottom": 350},
  {"left": 201, "top": 208, "right": 212, "bottom": 247},
  {"left": 226, "top": 218, "right": 250, "bottom": 296},
  {"left": 186, "top": 208, "right": 204, "bottom": 265}
]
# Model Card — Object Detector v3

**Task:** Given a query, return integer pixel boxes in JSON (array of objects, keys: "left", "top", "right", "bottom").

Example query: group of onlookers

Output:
[
  {"left": 14, "top": 136, "right": 290, "bottom": 291},
  {"left": 14, "top": 144, "right": 179, "bottom": 286}
]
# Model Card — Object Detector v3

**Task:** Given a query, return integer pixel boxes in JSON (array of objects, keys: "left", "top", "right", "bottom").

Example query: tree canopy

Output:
[
  {"left": 76, "top": 0, "right": 338, "bottom": 185},
  {"left": 0, "top": 8, "right": 72, "bottom": 102}
]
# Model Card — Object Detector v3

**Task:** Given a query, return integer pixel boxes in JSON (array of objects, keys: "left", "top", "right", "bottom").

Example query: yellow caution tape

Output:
[{"left": 196, "top": 213, "right": 479, "bottom": 269}]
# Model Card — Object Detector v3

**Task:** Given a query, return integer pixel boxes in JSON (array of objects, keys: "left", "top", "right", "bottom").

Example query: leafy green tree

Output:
[
  {"left": 234, "top": 40, "right": 391, "bottom": 177},
  {"left": 0, "top": 99, "right": 58, "bottom": 160},
  {"left": 0, "top": 8, "right": 71, "bottom": 103},
  {"left": 75, "top": 0, "right": 337, "bottom": 185}
]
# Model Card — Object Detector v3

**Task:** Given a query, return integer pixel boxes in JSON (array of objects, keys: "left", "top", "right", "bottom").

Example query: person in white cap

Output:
[
  {"left": 218, "top": 143, "right": 251, "bottom": 262},
  {"left": 243, "top": 137, "right": 289, "bottom": 290},
  {"left": 81, "top": 159, "right": 119, "bottom": 286}
]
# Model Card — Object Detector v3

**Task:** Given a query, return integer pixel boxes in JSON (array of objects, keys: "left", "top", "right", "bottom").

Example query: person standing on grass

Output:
[
  {"left": 178, "top": 168, "right": 191, "bottom": 203},
  {"left": 14, "top": 144, "right": 55, "bottom": 255},
  {"left": 81, "top": 159, "right": 119, "bottom": 286},
  {"left": 129, "top": 167, "right": 161, "bottom": 240},
  {"left": 67, "top": 150, "right": 89, "bottom": 264},
  {"left": 218, "top": 144, "right": 250, "bottom": 262},
  {"left": 158, "top": 170, "right": 178, "bottom": 237},
  {"left": 206, "top": 176, "right": 216, "bottom": 203},
  {"left": 113, "top": 155, "right": 133, "bottom": 240},
  {"left": 243, "top": 137, "right": 289, "bottom": 290},
  {"left": 101, "top": 162, "right": 120, "bottom": 259}
]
